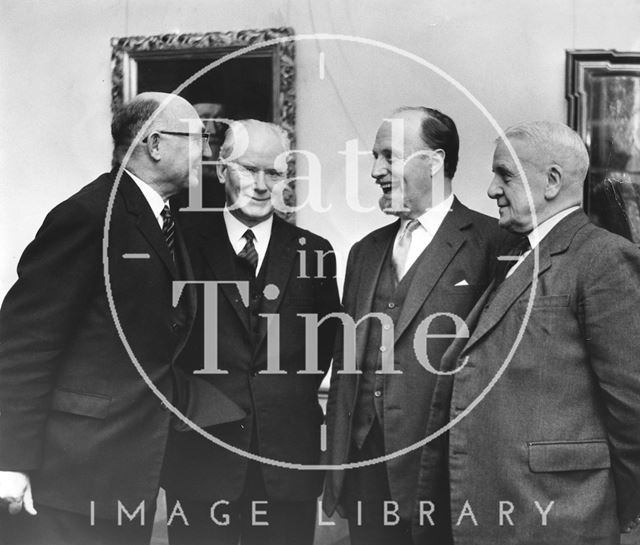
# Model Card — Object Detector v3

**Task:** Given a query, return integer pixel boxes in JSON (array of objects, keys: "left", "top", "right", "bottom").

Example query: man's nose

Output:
[
  {"left": 254, "top": 170, "right": 268, "bottom": 192},
  {"left": 487, "top": 176, "right": 502, "bottom": 199},
  {"left": 371, "top": 157, "right": 388, "bottom": 180},
  {"left": 202, "top": 140, "right": 213, "bottom": 158}
]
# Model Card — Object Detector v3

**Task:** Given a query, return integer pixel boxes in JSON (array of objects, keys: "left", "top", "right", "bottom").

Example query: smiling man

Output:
[
  {"left": 323, "top": 107, "right": 505, "bottom": 545},
  {"left": 161, "top": 119, "right": 340, "bottom": 545}
]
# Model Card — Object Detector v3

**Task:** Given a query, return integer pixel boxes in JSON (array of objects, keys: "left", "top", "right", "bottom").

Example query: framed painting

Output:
[
  {"left": 566, "top": 49, "right": 640, "bottom": 245},
  {"left": 111, "top": 27, "right": 296, "bottom": 216}
]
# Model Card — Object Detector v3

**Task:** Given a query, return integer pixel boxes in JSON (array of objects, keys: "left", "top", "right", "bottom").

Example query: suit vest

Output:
[{"left": 352, "top": 242, "right": 423, "bottom": 449}]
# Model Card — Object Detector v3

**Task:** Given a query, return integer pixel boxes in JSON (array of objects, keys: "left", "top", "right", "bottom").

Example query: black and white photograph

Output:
[{"left": 1, "top": 2, "right": 640, "bottom": 544}]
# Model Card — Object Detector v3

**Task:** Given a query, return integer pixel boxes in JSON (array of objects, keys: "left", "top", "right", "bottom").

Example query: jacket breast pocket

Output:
[
  {"left": 528, "top": 439, "right": 610, "bottom": 472},
  {"left": 527, "top": 294, "right": 570, "bottom": 308},
  {"left": 50, "top": 388, "right": 111, "bottom": 419}
]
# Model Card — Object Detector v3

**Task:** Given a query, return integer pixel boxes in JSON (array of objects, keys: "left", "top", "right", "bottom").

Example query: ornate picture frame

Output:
[
  {"left": 111, "top": 27, "right": 296, "bottom": 217},
  {"left": 566, "top": 49, "right": 640, "bottom": 245}
]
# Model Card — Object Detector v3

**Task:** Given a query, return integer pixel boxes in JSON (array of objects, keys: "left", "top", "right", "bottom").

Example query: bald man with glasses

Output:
[{"left": 0, "top": 92, "right": 243, "bottom": 545}]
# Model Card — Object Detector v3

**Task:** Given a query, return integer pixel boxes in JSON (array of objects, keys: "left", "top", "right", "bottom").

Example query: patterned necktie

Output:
[
  {"left": 392, "top": 219, "right": 421, "bottom": 281},
  {"left": 161, "top": 204, "right": 175, "bottom": 262},
  {"left": 238, "top": 229, "right": 258, "bottom": 271}
]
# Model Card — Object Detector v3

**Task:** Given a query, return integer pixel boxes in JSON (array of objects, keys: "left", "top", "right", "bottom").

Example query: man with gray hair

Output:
[
  {"left": 413, "top": 121, "right": 640, "bottom": 544},
  {"left": 161, "top": 119, "right": 340, "bottom": 545}
]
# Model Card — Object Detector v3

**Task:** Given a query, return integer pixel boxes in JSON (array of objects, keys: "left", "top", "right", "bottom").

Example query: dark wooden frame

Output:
[
  {"left": 111, "top": 27, "right": 295, "bottom": 143},
  {"left": 566, "top": 49, "right": 640, "bottom": 244}
]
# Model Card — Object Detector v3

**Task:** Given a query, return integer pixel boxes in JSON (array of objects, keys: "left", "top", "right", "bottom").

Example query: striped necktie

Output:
[
  {"left": 161, "top": 204, "right": 175, "bottom": 262},
  {"left": 238, "top": 229, "right": 258, "bottom": 271}
]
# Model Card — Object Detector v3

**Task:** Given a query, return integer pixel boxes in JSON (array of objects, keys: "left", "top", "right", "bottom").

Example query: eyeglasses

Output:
[{"left": 142, "top": 130, "right": 210, "bottom": 144}]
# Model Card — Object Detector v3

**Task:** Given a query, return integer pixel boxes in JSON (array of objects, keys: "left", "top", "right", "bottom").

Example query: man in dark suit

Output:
[
  {"left": 0, "top": 92, "right": 243, "bottom": 544},
  {"left": 414, "top": 121, "right": 640, "bottom": 544},
  {"left": 161, "top": 119, "right": 341, "bottom": 545},
  {"left": 323, "top": 107, "right": 504, "bottom": 545}
]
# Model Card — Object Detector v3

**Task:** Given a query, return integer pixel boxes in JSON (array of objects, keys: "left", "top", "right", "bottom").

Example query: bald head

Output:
[
  {"left": 112, "top": 93, "right": 197, "bottom": 161},
  {"left": 111, "top": 92, "right": 209, "bottom": 199}
]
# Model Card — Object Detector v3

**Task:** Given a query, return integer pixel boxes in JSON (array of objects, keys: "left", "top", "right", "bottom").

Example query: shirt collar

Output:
[
  {"left": 400, "top": 194, "right": 454, "bottom": 236},
  {"left": 223, "top": 206, "right": 273, "bottom": 245},
  {"left": 125, "top": 169, "right": 167, "bottom": 218},
  {"left": 527, "top": 206, "right": 581, "bottom": 249}
]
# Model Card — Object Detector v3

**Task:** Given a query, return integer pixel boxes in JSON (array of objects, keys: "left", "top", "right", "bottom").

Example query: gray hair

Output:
[
  {"left": 219, "top": 119, "right": 290, "bottom": 161},
  {"left": 501, "top": 121, "right": 589, "bottom": 185},
  {"left": 111, "top": 97, "right": 160, "bottom": 165}
]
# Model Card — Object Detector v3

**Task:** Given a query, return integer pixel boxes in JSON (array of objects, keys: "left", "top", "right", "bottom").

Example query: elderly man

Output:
[
  {"left": 0, "top": 92, "right": 243, "bottom": 545},
  {"left": 323, "top": 107, "right": 505, "bottom": 545},
  {"left": 414, "top": 121, "right": 640, "bottom": 544},
  {"left": 161, "top": 119, "right": 340, "bottom": 545}
]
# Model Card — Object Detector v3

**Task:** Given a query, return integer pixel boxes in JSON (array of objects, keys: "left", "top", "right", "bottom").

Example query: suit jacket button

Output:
[{"left": 374, "top": 390, "right": 382, "bottom": 397}]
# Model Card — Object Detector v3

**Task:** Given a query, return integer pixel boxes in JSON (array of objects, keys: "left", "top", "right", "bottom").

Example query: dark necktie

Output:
[
  {"left": 161, "top": 204, "right": 175, "bottom": 262},
  {"left": 238, "top": 229, "right": 258, "bottom": 271}
]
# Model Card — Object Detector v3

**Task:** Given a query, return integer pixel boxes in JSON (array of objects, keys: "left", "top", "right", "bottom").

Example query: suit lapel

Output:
[
  {"left": 461, "top": 210, "right": 588, "bottom": 354},
  {"left": 118, "top": 172, "right": 177, "bottom": 277},
  {"left": 173, "top": 225, "right": 197, "bottom": 355},
  {"left": 198, "top": 214, "right": 251, "bottom": 332},
  {"left": 460, "top": 251, "right": 551, "bottom": 354},
  {"left": 394, "top": 199, "right": 468, "bottom": 343},
  {"left": 253, "top": 217, "right": 298, "bottom": 350}
]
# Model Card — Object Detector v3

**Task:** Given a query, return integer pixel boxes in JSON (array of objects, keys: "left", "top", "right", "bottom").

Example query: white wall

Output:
[{"left": 2, "top": 0, "right": 640, "bottom": 296}]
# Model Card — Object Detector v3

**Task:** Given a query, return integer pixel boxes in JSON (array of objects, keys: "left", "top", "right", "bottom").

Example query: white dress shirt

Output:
[
  {"left": 223, "top": 207, "right": 273, "bottom": 274},
  {"left": 393, "top": 194, "right": 454, "bottom": 274},
  {"left": 507, "top": 205, "right": 581, "bottom": 277},
  {"left": 125, "top": 169, "right": 167, "bottom": 228}
]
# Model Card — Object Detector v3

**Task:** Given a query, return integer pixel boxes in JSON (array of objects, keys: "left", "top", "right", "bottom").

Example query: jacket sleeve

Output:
[
  {"left": 325, "top": 242, "right": 358, "bottom": 430},
  {"left": 313, "top": 238, "right": 341, "bottom": 380},
  {"left": 582, "top": 238, "right": 640, "bottom": 532},
  {"left": 0, "top": 200, "right": 101, "bottom": 470}
]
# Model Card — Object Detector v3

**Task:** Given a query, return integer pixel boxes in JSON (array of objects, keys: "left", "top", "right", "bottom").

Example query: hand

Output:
[{"left": 0, "top": 471, "right": 37, "bottom": 515}]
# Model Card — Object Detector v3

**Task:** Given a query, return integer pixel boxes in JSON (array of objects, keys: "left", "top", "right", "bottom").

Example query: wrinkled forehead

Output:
[
  {"left": 232, "top": 124, "right": 288, "bottom": 162},
  {"left": 494, "top": 136, "right": 539, "bottom": 169}
]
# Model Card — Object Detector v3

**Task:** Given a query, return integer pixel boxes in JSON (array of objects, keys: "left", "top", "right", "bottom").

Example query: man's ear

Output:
[
  {"left": 216, "top": 162, "right": 227, "bottom": 184},
  {"left": 146, "top": 132, "right": 162, "bottom": 161},
  {"left": 430, "top": 149, "right": 445, "bottom": 177},
  {"left": 544, "top": 164, "right": 562, "bottom": 200}
]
